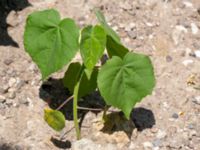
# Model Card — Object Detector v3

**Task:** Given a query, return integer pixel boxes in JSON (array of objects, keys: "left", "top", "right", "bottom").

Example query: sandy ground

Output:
[{"left": 0, "top": 0, "right": 200, "bottom": 149}]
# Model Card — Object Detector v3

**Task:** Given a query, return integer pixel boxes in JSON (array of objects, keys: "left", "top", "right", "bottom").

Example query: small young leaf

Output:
[
  {"left": 80, "top": 25, "right": 106, "bottom": 70},
  {"left": 44, "top": 108, "right": 65, "bottom": 131},
  {"left": 106, "top": 36, "right": 128, "bottom": 58},
  {"left": 97, "top": 52, "right": 155, "bottom": 119},
  {"left": 63, "top": 63, "right": 98, "bottom": 98},
  {"left": 24, "top": 9, "right": 79, "bottom": 80},
  {"left": 94, "top": 9, "right": 120, "bottom": 43}
]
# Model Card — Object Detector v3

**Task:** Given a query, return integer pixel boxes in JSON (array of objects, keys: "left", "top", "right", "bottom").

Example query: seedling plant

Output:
[{"left": 24, "top": 9, "right": 155, "bottom": 140}]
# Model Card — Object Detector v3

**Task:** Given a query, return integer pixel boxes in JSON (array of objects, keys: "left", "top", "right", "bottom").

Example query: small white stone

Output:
[
  {"left": 8, "top": 78, "right": 16, "bottom": 88},
  {"left": 185, "top": 48, "right": 192, "bottom": 56},
  {"left": 129, "top": 22, "right": 136, "bottom": 28},
  {"left": 176, "top": 25, "right": 188, "bottom": 33},
  {"left": 156, "top": 130, "right": 167, "bottom": 139},
  {"left": 172, "top": 25, "right": 188, "bottom": 45},
  {"left": 182, "top": 59, "right": 194, "bottom": 66},
  {"left": 153, "top": 147, "right": 160, "bottom": 150},
  {"left": 194, "top": 96, "right": 200, "bottom": 104},
  {"left": 112, "top": 26, "right": 118, "bottom": 31},
  {"left": 194, "top": 50, "right": 200, "bottom": 58},
  {"left": 146, "top": 22, "right": 154, "bottom": 27},
  {"left": 191, "top": 23, "right": 199, "bottom": 35},
  {"left": 143, "top": 142, "right": 153, "bottom": 149},
  {"left": 0, "top": 95, "right": 6, "bottom": 102},
  {"left": 183, "top": 1, "right": 193, "bottom": 8}
]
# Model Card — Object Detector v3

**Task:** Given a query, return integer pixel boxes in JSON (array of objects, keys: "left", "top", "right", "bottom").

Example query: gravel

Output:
[{"left": 0, "top": 0, "right": 200, "bottom": 149}]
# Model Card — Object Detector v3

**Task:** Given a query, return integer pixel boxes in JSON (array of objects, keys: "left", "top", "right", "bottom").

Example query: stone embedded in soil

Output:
[
  {"left": 182, "top": 59, "right": 194, "bottom": 66},
  {"left": 143, "top": 141, "right": 153, "bottom": 149},
  {"left": 156, "top": 130, "right": 167, "bottom": 139},
  {"left": 172, "top": 113, "right": 179, "bottom": 119},
  {"left": 152, "top": 138, "right": 162, "bottom": 147},
  {"left": 72, "top": 138, "right": 117, "bottom": 150},
  {"left": 194, "top": 50, "right": 200, "bottom": 58},
  {"left": 128, "top": 30, "right": 137, "bottom": 39},
  {"left": 8, "top": 91, "right": 16, "bottom": 99},
  {"left": 192, "top": 96, "right": 200, "bottom": 105},
  {"left": 8, "top": 78, "right": 16, "bottom": 88},
  {"left": 191, "top": 23, "right": 199, "bottom": 35},
  {"left": 172, "top": 25, "right": 187, "bottom": 45},
  {"left": 3, "top": 59, "right": 13, "bottom": 65},
  {"left": 0, "top": 85, "right": 9, "bottom": 94},
  {"left": 0, "top": 95, "right": 6, "bottom": 103},
  {"left": 166, "top": 55, "right": 173, "bottom": 62}
]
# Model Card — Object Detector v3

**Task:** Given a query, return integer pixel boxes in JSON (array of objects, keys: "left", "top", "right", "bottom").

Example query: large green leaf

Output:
[
  {"left": 24, "top": 9, "right": 79, "bottom": 79},
  {"left": 97, "top": 52, "right": 155, "bottom": 118},
  {"left": 44, "top": 108, "right": 65, "bottom": 131},
  {"left": 95, "top": 9, "right": 120, "bottom": 43},
  {"left": 106, "top": 36, "right": 128, "bottom": 58},
  {"left": 80, "top": 25, "right": 106, "bottom": 70},
  {"left": 63, "top": 62, "right": 98, "bottom": 98}
]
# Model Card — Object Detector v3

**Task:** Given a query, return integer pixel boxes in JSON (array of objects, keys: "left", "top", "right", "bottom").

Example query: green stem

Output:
[
  {"left": 73, "top": 81, "right": 81, "bottom": 140},
  {"left": 73, "top": 65, "right": 84, "bottom": 140}
]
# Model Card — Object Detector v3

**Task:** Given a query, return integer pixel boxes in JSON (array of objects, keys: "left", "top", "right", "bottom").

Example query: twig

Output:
[
  {"left": 56, "top": 95, "right": 74, "bottom": 110},
  {"left": 77, "top": 106, "right": 103, "bottom": 111},
  {"left": 77, "top": 106, "right": 116, "bottom": 113}
]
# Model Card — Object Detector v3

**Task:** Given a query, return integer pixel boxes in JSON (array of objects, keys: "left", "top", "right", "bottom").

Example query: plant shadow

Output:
[
  {"left": 50, "top": 137, "right": 71, "bottom": 149},
  {"left": 39, "top": 78, "right": 106, "bottom": 120},
  {"left": 39, "top": 78, "right": 155, "bottom": 140},
  {"left": 100, "top": 107, "right": 155, "bottom": 139},
  {"left": 0, "top": 0, "right": 31, "bottom": 47}
]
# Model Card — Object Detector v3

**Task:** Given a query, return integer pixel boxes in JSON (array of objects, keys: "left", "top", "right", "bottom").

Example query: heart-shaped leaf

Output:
[
  {"left": 95, "top": 9, "right": 120, "bottom": 43},
  {"left": 106, "top": 36, "right": 128, "bottom": 58},
  {"left": 97, "top": 52, "right": 155, "bottom": 118},
  {"left": 24, "top": 9, "right": 79, "bottom": 79},
  {"left": 80, "top": 25, "right": 106, "bottom": 70},
  {"left": 44, "top": 108, "right": 65, "bottom": 131}
]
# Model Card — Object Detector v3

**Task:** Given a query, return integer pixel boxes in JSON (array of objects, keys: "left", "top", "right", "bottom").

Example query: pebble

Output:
[
  {"left": 152, "top": 139, "right": 162, "bottom": 147},
  {"left": 166, "top": 55, "right": 173, "bottom": 62},
  {"left": 192, "top": 96, "right": 200, "bottom": 105},
  {"left": 189, "top": 130, "right": 197, "bottom": 138},
  {"left": 172, "top": 25, "right": 187, "bottom": 45},
  {"left": 8, "top": 91, "right": 16, "bottom": 99},
  {"left": 0, "top": 95, "right": 6, "bottom": 103},
  {"left": 194, "top": 50, "right": 200, "bottom": 58},
  {"left": 0, "top": 85, "right": 9, "bottom": 94},
  {"left": 156, "top": 130, "right": 167, "bottom": 139},
  {"left": 15, "top": 79, "right": 25, "bottom": 90},
  {"left": 8, "top": 78, "right": 16, "bottom": 88},
  {"left": 172, "top": 113, "right": 179, "bottom": 119},
  {"left": 3, "top": 59, "right": 13, "bottom": 65},
  {"left": 191, "top": 23, "right": 199, "bottom": 34},
  {"left": 18, "top": 98, "right": 29, "bottom": 105},
  {"left": 183, "top": 1, "right": 193, "bottom": 8},
  {"left": 143, "top": 141, "right": 153, "bottom": 149},
  {"left": 146, "top": 22, "right": 154, "bottom": 27},
  {"left": 72, "top": 138, "right": 116, "bottom": 150},
  {"left": 5, "top": 99, "right": 13, "bottom": 106},
  {"left": 188, "top": 124, "right": 194, "bottom": 130},
  {"left": 151, "top": 127, "right": 159, "bottom": 133},
  {"left": 128, "top": 31, "right": 137, "bottom": 39},
  {"left": 182, "top": 59, "right": 194, "bottom": 66}
]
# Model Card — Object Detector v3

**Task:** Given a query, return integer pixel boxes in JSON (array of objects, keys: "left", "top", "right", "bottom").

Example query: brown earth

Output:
[{"left": 0, "top": 0, "right": 200, "bottom": 149}]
